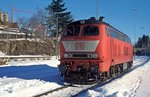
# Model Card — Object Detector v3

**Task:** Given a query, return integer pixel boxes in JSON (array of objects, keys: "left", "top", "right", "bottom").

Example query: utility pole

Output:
[
  {"left": 140, "top": 27, "right": 148, "bottom": 56},
  {"left": 132, "top": 8, "right": 138, "bottom": 47},
  {"left": 132, "top": 8, "right": 138, "bottom": 59},
  {"left": 140, "top": 27, "right": 146, "bottom": 56},
  {"left": 96, "top": 0, "right": 99, "bottom": 19}
]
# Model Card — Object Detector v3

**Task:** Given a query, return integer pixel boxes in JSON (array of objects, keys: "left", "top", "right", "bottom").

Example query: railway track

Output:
[
  {"left": 33, "top": 72, "right": 124, "bottom": 97},
  {"left": 34, "top": 85, "right": 70, "bottom": 97},
  {"left": 33, "top": 83, "right": 97, "bottom": 97},
  {"left": 33, "top": 57, "right": 150, "bottom": 97},
  {"left": 33, "top": 69, "right": 132, "bottom": 97}
]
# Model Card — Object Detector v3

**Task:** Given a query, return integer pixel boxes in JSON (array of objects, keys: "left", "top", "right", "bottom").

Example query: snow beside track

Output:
[
  {"left": 78, "top": 56, "right": 150, "bottom": 97},
  {"left": 0, "top": 56, "right": 150, "bottom": 97},
  {"left": 0, "top": 56, "right": 62, "bottom": 97}
]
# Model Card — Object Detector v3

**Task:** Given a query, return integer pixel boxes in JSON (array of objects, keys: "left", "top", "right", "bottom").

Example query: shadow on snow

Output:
[
  {"left": 0, "top": 64, "right": 62, "bottom": 84},
  {"left": 0, "top": 57, "right": 149, "bottom": 86}
]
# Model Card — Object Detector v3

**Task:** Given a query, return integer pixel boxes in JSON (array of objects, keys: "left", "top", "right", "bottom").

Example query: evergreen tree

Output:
[
  {"left": 46, "top": 0, "right": 73, "bottom": 37},
  {"left": 135, "top": 35, "right": 150, "bottom": 48},
  {"left": 135, "top": 37, "right": 142, "bottom": 48}
]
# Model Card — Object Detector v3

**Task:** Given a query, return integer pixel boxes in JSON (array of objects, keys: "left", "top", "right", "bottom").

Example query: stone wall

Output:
[{"left": 0, "top": 39, "right": 57, "bottom": 55}]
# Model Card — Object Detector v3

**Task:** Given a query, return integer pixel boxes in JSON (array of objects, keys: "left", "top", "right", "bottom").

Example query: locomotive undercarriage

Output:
[
  {"left": 58, "top": 61, "right": 133, "bottom": 84},
  {"left": 59, "top": 64, "right": 100, "bottom": 84},
  {"left": 65, "top": 70, "right": 100, "bottom": 84},
  {"left": 101, "top": 61, "right": 133, "bottom": 80}
]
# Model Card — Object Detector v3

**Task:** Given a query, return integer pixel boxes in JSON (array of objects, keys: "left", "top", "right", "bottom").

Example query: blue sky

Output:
[{"left": 0, "top": 0, "right": 150, "bottom": 43}]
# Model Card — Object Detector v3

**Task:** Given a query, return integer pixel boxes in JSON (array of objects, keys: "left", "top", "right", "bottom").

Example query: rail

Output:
[{"left": 34, "top": 85, "right": 71, "bottom": 97}]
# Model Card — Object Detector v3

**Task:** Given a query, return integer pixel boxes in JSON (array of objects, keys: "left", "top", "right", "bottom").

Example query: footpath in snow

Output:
[{"left": 135, "top": 60, "right": 150, "bottom": 97}]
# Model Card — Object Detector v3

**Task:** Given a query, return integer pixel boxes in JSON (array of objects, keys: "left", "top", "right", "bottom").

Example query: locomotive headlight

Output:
[
  {"left": 87, "top": 54, "right": 93, "bottom": 58},
  {"left": 92, "top": 53, "right": 98, "bottom": 58},
  {"left": 67, "top": 53, "right": 72, "bottom": 58},
  {"left": 64, "top": 53, "right": 72, "bottom": 58},
  {"left": 88, "top": 53, "right": 98, "bottom": 59},
  {"left": 64, "top": 53, "right": 68, "bottom": 58}
]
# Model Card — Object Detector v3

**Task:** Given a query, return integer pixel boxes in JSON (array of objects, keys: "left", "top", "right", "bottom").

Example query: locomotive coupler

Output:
[{"left": 89, "top": 65, "right": 98, "bottom": 75}]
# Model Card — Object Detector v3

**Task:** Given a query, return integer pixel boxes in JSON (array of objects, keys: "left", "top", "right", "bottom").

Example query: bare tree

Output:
[
  {"left": 17, "top": 17, "right": 28, "bottom": 29},
  {"left": 17, "top": 8, "right": 47, "bottom": 39},
  {"left": 27, "top": 8, "right": 47, "bottom": 39}
]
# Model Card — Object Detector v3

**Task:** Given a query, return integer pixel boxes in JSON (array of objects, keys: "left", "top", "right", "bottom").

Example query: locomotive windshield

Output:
[
  {"left": 64, "top": 25, "right": 99, "bottom": 36},
  {"left": 82, "top": 26, "right": 99, "bottom": 36},
  {"left": 64, "top": 26, "right": 80, "bottom": 36}
]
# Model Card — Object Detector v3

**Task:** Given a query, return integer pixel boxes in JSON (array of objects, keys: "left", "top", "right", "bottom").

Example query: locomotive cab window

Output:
[
  {"left": 64, "top": 26, "right": 80, "bottom": 36},
  {"left": 82, "top": 26, "right": 99, "bottom": 36},
  {"left": 105, "top": 28, "right": 110, "bottom": 36}
]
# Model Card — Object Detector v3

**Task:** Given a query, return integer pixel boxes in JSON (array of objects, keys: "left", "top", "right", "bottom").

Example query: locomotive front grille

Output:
[
  {"left": 72, "top": 53, "right": 87, "bottom": 58},
  {"left": 64, "top": 53, "right": 98, "bottom": 59}
]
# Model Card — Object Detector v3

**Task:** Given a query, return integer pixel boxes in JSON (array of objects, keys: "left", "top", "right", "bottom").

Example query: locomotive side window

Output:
[
  {"left": 64, "top": 26, "right": 80, "bottom": 36},
  {"left": 110, "top": 30, "right": 117, "bottom": 38},
  {"left": 108, "top": 27, "right": 131, "bottom": 43},
  {"left": 127, "top": 37, "right": 131, "bottom": 43},
  {"left": 82, "top": 26, "right": 99, "bottom": 36}
]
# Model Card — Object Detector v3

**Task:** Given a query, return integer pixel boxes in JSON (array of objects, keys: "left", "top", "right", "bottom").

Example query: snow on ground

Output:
[
  {"left": 0, "top": 56, "right": 62, "bottom": 97},
  {"left": 0, "top": 56, "right": 150, "bottom": 97},
  {"left": 0, "top": 51, "right": 5, "bottom": 56},
  {"left": 78, "top": 56, "right": 150, "bottom": 97},
  {"left": 135, "top": 62, "right": 150, "bottom": 97}
]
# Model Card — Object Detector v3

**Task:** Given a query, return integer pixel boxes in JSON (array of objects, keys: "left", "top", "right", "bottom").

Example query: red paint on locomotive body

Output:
[{"left": 58, "top": 17, "right": 133, "bottom": 83}]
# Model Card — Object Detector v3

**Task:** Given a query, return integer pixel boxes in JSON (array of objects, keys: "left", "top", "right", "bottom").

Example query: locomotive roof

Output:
[{"left": 68, "top": 18, "right": 129, "bottom": 38}]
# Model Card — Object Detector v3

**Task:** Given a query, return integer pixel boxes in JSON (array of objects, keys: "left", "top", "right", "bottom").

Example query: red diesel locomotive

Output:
[{"left": 58, "top": 17, "right": 133, "bottom": 83}]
